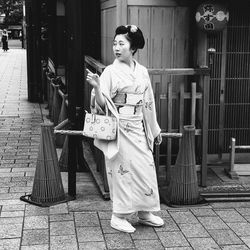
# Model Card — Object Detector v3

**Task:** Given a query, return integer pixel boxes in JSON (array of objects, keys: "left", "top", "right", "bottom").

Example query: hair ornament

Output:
[
  {"left": 130, "top": 25, "right": 138, "bottom": 33},
  {"left": 125, "top": 24, "right": 138, "bottom": 33}
]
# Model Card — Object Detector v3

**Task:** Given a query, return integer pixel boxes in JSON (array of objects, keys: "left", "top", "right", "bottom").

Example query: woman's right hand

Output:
[{"left": 86, "top": 69, "right": 100, "bottom": 89}]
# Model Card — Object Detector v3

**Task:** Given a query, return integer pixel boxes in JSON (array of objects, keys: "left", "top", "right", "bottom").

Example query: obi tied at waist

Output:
[{"left": 112, "top": 93, "right": 144, "bottom": 115}]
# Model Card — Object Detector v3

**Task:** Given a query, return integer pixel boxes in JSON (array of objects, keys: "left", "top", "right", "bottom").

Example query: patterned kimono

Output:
[{"left": 93, "top": 59, "right": 161, "bottom": 214}]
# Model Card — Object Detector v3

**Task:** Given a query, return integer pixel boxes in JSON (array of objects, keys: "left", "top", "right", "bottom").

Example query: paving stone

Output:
[
  {"left": 154, "top": 216, "right": 180, "bottom": 232},
  {"left": 0, "top": 177, "right": 11, "bottom": 182},
  {"left": 24, "top": 216, "right": 49, "bottom": 229},
  {"left": 10, "top": 186, "right": 32, "bottom": 193},
  {"left": 0, "top": 223, "right": 22, "bottom": 238},
  {"left": 21, "top": 245, "right": 49, "bottom": 250},
  {"left": 79, "top": 241, "right": 107, "bottom": 250},
  {"left": 0, "top": 160, "right": 15, "bottom": 164},
  {"left": 188, "top": 237, "right": 220, "bottom": 250},
  {"left": 49, "top": 212, "right": 74, "bottom": 222},
  {"left": 221, "top": 245, "right": 250, "bottom": 250},
  {"left": 154, "top": 209, "right": 171, "bottom": 218},
  {"left": 169, "top": 211, "right": 199, "bottom": 224},
  {"left": 50, "top": 235, "right": 78, "bottom": 250},
  {"left": 7, "top": 156, "right": 29, "bottom": 161},
  {"left": 198, "top": 216, "right": 229, "bottom": 230},
  {"left": 165, "top": 248, "right": 193, "bottom": 250},
  {"left": 236, "top": 207, "right": 250, "bottom": 217},
  {"left": 50, "top": 221, "right": 75, "bottom": 236},
  {"left": 25, "top": 172, "right": 35, "bottom": 177},
  {"left": 211, "top": 202, "right": 250, "bottom": 209},
  {"left": 0, "top": 168, "right": 11, "bottom": 173},
  {"left": 0, "top": 188, "right": 9, "bottom": 193},
  {"left": 104, "top": 233, "right": 134, "bottom": 249},
  {"left": 191, "top": 208, "right": 217, "bottom": 217},
  {"left": 0, "top": 238, "right": 20, "bottom": 250},
  {"left": 0, "top": 192, "right": 25, "bottom": 200},
  {"left": 167, "top": 208, "right": 189, "bottom": 212},
  {"left": 25, "top": 205, "right": 49, "bottom": 216},
  {"left": 1, "top": 204, "right": 25, "bottom": 211},
  {"left": 134, "top": 239, "right": 164, "bottom": 250},
  {"left": 208, "top": 229, "right": 242, "bottom": 245},
  {"left": 245, "top": 216, "right": 250, "bottom": 223},
  {"left": 240, "top": 236, "right": 250, "bottom": 248},
  {"left": 0, "top": 181, "right": 27, "bottom": 188},
  {"left": 98, "top": 211, "right": 112, "bottom": 220},
  {"left": 27, "top": 181, "right": 34, "bottom": 186},
  {"left": 0, "top": 210, "right": 24, "bottom": 217},
  {"left": 100, "top": 219, "right": 120, "bottom": 234},
  {"left": 131, "top": 225, "right": 158, "bottom": 240},
  {"left": 0, "top": 217, "right": 23, "bottom": 224},
  {"left": 49, "top": 243, "right": 78, "bottom": 250},
  {"left": 29, "top": 155, "right": 38, "bottom": 159},
  {"left": 22, "top": 229, "right": 49, "bottom": 246},
  {"left": 68, "top": 200, "right": 112, "bottom": 212},
  {"left": 215, "top": 209, "right": 246, "bottom": 223},
  {"left": 4, "top": 164, "right": 29, "bottom": 169},
  {"left": 12, "top": 167, "right": 36, "bottom": 172},
  {"left": 77, "top": 227, "right": 104, "bottom": 242},
  {"left": 75, "top": 212, "right": 100, "bottom": 227},
  {"left": 157, "top": 231, "right": 190, "bottom": 248},
  {"left": 227, "top": 222, "right": 250, "bottom": 236},
  {"left": 49, "top": 203, "right": 68, "bottom": 214},
  {"left": 179, "top": 223, "right": 209, "bottom": 238}
]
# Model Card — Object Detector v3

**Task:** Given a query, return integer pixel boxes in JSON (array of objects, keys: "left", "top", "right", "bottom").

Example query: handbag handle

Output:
[{"left": 85, "top": 103, "right": 109, "bottom": 123}]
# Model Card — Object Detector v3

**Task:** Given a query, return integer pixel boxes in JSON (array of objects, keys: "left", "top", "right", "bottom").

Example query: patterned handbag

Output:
[{"left": 82, "top": 110, "right": 117, "bottom": 140}]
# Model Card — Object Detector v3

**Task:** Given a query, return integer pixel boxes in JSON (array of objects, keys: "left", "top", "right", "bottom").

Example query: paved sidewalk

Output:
[{"left": 1, "top": 50, "right": 250, "bottom": 250}]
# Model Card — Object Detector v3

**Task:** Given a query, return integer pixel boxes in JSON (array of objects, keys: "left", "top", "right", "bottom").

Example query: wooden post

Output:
[
  {"left": 65, "top": 0, "right": 101, "bottom": 197},
  {"left": 25, "top": 0, "right": 43, "bottom": 102},
  {"left": 166, "top": 82, "right": 173, "bottom": 185},
  {"left": 117, "top": 0, "right": 127, "bottom": 26},
  {"left": 230, "top": 138, "right": 236, "bottom": 172},
  {"left": 65, "top": 0, "right": 84, "bottom": 197},
  {"left": 196, "top": 30, "right": 208, "bottom": 67},
  {"left": 218, "top": 28, "right": 227, "bottom": 160},
  {"left": 224, "top": 138, "right": 239, "bottom": 179},
  {"left": 201, "top": 74, "right": 209, "bottom": 187},
  {"left": 191, "top": 82, "right": 196, "bottom": 126},
  {"left": 155, "top": 82, "right": 161, "bottom": 179},
  {"left": 47, "top": 1, "right": 57, "bottom": 68}
]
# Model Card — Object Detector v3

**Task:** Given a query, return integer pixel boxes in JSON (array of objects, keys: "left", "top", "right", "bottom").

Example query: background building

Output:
[{"left": 24, "top": 0, "right": 250, "bottom": 192}]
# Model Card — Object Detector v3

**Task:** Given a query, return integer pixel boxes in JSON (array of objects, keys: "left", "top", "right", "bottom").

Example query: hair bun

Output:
[{"left": 115, "top": 25, "right": 145, "bottom": 50}]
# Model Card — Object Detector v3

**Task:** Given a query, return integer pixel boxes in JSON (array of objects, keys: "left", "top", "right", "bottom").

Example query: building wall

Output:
[
  {"left": 101, "top": 0, "right": 191, "bottom": 128},
  {"left": 207, "top": 3, "right": 250, "bottom": 156}
]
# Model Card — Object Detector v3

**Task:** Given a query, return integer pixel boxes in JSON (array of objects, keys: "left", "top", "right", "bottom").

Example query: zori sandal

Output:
[
  {"left": 111, "top": 215, "right": 136, "bottom": 233},
  {"left": 138, "top": 212, "right": 164, "bottom": 227}
]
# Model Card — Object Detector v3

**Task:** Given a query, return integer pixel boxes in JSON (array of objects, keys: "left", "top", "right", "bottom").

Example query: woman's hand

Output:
[
  {"left": 155, "top": 133, "right": 162, "bottom": 145},
  {"left": 86, "top": 69, "right": 100, "bottom": 89}
]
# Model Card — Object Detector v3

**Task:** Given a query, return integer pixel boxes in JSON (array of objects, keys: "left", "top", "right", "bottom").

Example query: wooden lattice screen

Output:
[{"left": 208, "top": 5, "right": 250, "bottom": 156}]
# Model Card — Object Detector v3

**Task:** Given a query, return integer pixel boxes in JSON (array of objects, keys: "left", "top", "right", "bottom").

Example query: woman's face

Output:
[{"left": 113, "top": 34, "right": 133, "bottom": 63}]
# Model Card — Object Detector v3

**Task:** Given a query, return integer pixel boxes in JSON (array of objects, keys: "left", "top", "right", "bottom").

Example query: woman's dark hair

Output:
[{"left": 114, "top": 25, "right": 145, "bottom": 54}]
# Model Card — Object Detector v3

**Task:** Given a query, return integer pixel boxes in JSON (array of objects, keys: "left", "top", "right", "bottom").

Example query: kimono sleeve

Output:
[
  {"left": 143, "top": 69, "right": 161, "bottom": 139},
  {"left": 90, "top": 66, "right": 114, "bottom": 114},
  {"left": 99, "top": 66, "right": 113, "bottom": 97}
]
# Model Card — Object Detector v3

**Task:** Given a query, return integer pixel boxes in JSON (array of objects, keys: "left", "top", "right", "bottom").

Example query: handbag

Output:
[{"left": 82, "top": 107, "right": 117, "bottom": 140}]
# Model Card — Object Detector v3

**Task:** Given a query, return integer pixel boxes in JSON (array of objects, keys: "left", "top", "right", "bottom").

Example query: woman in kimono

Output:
[{"left": 86, "top": 25, "right": 164, "bottom": 233}]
